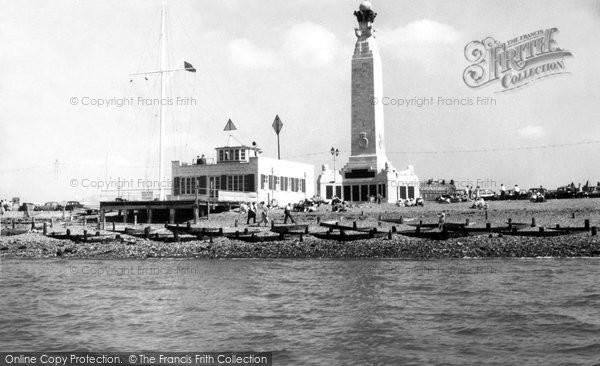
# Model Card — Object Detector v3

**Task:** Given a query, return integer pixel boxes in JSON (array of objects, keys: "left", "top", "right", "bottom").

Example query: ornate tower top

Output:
[{"left": 354, "top": 2, "right": 377, "bottom": 39}]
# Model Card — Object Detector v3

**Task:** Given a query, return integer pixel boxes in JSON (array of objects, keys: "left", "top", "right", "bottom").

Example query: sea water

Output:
[{"left": 0, "top": 258, "right": 598, "bottom": 365}]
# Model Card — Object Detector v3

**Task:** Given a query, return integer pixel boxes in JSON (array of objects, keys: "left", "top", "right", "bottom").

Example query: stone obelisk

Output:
[
  {"left": 318, "top": 1, "right": 419, "bottom": 203},
  {"left": 345, "top": 1, "right": 390, "bottom": 174}
]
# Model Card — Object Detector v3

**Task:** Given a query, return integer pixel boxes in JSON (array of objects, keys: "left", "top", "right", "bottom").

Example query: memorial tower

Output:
[{"left": 317, "top": 1, "right": 420, "bottom": 203}]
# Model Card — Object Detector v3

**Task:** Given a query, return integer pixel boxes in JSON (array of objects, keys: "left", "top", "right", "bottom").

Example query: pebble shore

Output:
[
  {"left": 1, "top": 231, "right": 599, "bottom": 259},
  {"left": 2, "top": 199, "right": 600, "bottom": 259}
]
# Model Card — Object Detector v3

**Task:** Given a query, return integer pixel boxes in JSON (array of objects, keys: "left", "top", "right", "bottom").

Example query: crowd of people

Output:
[
  {"left": 0, "top": 199, "right": 13, "bottom": 214},
  {"left": 241, "top": 198, "right": 313, "bottom": 226},
  {"left": 397, "top": 197, "right": 424, "bottom": 207}
]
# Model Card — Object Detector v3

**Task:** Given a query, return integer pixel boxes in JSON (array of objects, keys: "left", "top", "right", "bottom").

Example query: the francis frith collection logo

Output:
[{"left": 463, "top": 28, "right": 573, "bottom": 92}]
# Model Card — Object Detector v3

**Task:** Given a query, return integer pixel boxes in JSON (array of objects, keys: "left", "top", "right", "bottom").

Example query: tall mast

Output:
[
  {"left": 131, "top": 3, "right": 195, "bottom": 201},
  {"left": 158, "top": 3, "right": 167, "bottom": 201}
]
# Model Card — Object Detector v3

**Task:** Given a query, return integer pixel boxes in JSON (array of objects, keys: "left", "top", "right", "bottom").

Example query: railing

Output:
[{"left": 217, "top": 190, "right": 258, "bottom": 202}]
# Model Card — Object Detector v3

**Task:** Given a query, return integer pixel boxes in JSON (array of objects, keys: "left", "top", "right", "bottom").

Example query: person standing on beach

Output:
[
  {"left": 246, "top": 202, "right": 256, "bottom": 225},
  {"left": 438, "top": 212, "right": 446, "bottom": 231},
  {"left": 258, "top": 205, "right": 270, "bottom": 227},
  {"left": 284, "top": 203, "right": 295, "bottom": 224},
  {"left": 500, "top": 184, "right": 506, "bottom": 199}
]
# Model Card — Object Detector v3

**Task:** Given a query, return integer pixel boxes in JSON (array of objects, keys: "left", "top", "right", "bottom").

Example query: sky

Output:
[{"left": 1, "top": 0, "right": 599, "bottom": 203}]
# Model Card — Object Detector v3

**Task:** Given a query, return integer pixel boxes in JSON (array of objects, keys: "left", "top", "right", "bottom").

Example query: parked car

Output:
[
  {"left": 527, "top": 188, "right": 554, "bottom": 199},
  {"left": 586, "top": 187, "right": 600, "bottom": 198},
  {"left": 554, "top": 186, "right": 586, "bottom": 199},
  {"left": 478, "top": 189, "right": 497, "bottom": 200},
  {"left": 35, "top": 201, "right": 63, "bottom": 211},
  {"left": 65, "top": 201, "right": 84, "bottom": 211}
]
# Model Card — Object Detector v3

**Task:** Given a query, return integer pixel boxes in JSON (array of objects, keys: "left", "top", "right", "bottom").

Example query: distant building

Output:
[
  {"left": 170, "top": 145, "right": 314, "bottom": 205},
  {"left": 317, "top": 2, "right": 420, "bottom": 202}
]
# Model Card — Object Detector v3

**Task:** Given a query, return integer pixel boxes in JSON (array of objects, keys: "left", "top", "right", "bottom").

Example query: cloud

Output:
[
  {"left": 383, "top": 19, "right": 460, "bottom": 47},
  {"left": 282, "top": 22, "right": 341, "bottom": 68},
  {"left": 228, "top": 39, "right": 279, "bottom": 69},
  {"left": 518, "top": 125, "right": 546, "bottom": 139},
  {"left": 378, "top": 19, "right": 461, "bottom": 74}
]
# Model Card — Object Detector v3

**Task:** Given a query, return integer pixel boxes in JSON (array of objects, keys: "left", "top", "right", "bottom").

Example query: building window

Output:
[
  {"left": 361, "top": 185, "right": 368, "bottom": 201},
  {"left": 352, "top": 185, "right": 359, "bottom": 201},
  {"left": 219, "top": 150, "right": 224, "bottom": 162},
  {"left": 184, "top": 177, "right": 190, "bottom": 194},
  {"left": 241, "top": 149, "right": 246, "bottom": 160},
  {"left": 234, "top": 149, "right": 240, "bottom": 160},
  {"left": 325, "top": 185, "right": 333, "bottom": 199},
  {"left": 173, "top": 177, "right": 180, "bottom": 196},
  {"left": 400, "top": 186, "right": 407, "bottom": 199},
  {"left": 408, "top": 186, "right": 415, "bottom": 199},
  {"left": 343, "top": 185, "right": 351, "bottom": 201},
  {"left": 244, "top": 174, "right": 255, "bottom": 192}
]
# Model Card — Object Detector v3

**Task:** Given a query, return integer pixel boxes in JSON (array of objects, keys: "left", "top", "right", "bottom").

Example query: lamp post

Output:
[
  {"left": 330, "top": 147, "right": 339, "bottom": 183},
  {"left": 271, "top": 167, "right": 274, "bottom": 206}
]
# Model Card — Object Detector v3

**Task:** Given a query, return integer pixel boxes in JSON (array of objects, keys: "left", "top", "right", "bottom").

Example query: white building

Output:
[{"left": 170, "top": 145, "right": 314, "bottom": 205}]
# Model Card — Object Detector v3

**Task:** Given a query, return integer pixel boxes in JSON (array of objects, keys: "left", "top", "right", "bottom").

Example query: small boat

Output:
[
  {"left": 233, "top": 234, "right": 285, "bottom": 243},
  {"left": 0, "top": 228, "right": 30, "bottom": 236},
  {"left": 319, "top": 222, "right": 374, "bottom": 232},
  {"left": 545, "top": 226, "right": 590, "bottom": 233},
  {"left": 406, "top": 223, "right": 438, "bottom": 229},
  {"left": 407, "top": 222, "right": 474, "bottom": 231},
  {"left": 311, "top": 230, "right": 388, "bottom": 241},
  {"left": 379, "top": 218, "right": 406, "bottom": 224},
  {"left": 270, "top": 224, "right": 309, "bottom": 234},
  {"left": 505, "top": 222, "right": 529, "bottom": 230},
  {"left": 397, "top": 230, "right": 470, "bottom": 240},
  {"left": 47, "top": 233, "right": 115, "bottom": 243}
]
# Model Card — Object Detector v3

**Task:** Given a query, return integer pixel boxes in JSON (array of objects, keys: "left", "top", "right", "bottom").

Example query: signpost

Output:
[{"left": 272, "top": 115, "right": 283, "bottom": 160}]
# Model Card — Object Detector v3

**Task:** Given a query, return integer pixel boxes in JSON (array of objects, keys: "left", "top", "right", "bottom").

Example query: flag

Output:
[
  {"left": 224, "top": 118, "right": 237, "bottom": 131},
  {"left": 184, "top": 61, "right": 196, "bottom": 72}
]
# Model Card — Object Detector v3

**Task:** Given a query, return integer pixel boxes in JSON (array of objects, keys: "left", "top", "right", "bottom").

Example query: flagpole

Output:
[
  {"left": 130, "top": 4, "right": 195, "bottom": 201},
  {"left": 158, "top": 3, "right": 167, "bottom": 201}
]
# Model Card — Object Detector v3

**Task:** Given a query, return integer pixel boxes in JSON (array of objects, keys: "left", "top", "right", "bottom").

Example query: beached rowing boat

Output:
[
  {"left": 311, "top": 230, "right": 388, "bottom": 241},
  {"left": 270, "top": 224, "right": 309, "bottom": 234}
]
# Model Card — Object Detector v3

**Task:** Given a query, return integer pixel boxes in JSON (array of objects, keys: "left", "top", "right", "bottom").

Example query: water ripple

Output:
[{"left": 1, "top": 258, "right": 599, "bottom": 364}]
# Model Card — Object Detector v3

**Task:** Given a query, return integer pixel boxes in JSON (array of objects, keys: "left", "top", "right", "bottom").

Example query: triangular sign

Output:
[
  {"left": 224, "top": 119, "right": 237, "bottom": 131},
  {"left": 272, "top": 115, "right": 283, "bottom": 135}
]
